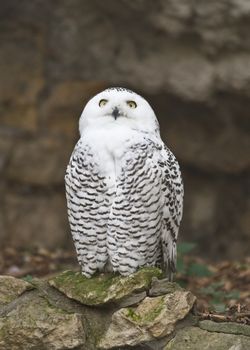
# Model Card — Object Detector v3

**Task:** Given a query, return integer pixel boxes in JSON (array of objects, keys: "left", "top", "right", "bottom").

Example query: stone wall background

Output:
[{"left": 0, "top": 0, "right": 249, "bottom": 259}]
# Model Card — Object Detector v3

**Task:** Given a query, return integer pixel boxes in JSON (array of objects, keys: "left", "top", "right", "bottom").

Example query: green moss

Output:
[
  {"left": 126, "top": 308, "right": 141, "bottom": 322},
  {"left": 143, "top": 296, "right": 165, "bottom": 323},
  {"left": 50, "top": 270, "right": 118, "bottom": 303},
  {"left": 125, "top": 295, "right": 165, "bottom": 325},
  {"left": 49, "top": 267, "right": 162, "bottom": 306}
]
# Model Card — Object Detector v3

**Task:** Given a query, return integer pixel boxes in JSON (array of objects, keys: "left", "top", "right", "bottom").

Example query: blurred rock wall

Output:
[{"left": 0, "top": 0, "right": 249, "bottom": 258}]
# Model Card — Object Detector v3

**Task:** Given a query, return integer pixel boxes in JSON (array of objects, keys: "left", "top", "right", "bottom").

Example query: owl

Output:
[{"left": 65, "top": 87, "right": 183, "bottom": 280}]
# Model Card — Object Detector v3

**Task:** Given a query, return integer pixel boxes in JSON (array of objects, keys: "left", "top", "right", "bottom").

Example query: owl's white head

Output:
[{"left": 79, "top": 87, "right": 159, "bottom": 136}]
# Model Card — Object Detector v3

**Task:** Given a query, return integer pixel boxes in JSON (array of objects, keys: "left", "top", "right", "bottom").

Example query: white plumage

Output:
[{"left": 65, "top": 87, "right": 183, "bottom": 279}]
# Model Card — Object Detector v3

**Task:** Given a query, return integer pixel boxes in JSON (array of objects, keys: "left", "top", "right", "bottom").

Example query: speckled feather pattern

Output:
[{"left": 65, "top": 87, "right": 183, "bottom": 278}]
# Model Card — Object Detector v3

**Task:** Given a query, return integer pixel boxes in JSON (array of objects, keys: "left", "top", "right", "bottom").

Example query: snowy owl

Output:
[{"left": 65, "top": 87, "right": 183, "bottom": 280}]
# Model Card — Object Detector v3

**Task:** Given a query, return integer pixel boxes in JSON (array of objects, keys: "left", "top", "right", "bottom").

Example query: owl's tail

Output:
[{"left": 161, "top": 221, "right": 177, "bottom": 281}]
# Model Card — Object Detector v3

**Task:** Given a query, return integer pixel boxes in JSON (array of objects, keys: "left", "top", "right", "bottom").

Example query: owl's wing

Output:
[
  {"left": 106, "top": 137, "right": 183, "bottom": 277},
  {"left": 65, "top": 139, "right": 113, "bottom": 277},
  {"left": 106, "top": 139, "right": 166, "bottom": 276},
  {"left": 159, "top": 143, "right": 184, "bottom": 280}
]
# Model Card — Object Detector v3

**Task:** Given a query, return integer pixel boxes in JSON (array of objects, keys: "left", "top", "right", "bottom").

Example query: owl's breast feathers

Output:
[{"left": 65, "top": 135, "right": 183, "bottom": 278}]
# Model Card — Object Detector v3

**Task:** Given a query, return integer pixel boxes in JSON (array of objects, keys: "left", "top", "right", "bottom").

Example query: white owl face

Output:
[{"left": 79, "top": 87, "right": 159, "bottom": 135}]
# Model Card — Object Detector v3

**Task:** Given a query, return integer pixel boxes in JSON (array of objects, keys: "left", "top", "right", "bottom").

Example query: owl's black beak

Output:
[{"left": 112, "top": 106, "right": 121, "bottom": 120}]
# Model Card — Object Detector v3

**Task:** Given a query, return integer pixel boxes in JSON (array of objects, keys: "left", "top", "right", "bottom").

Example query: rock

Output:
[
  {"left": 5, "top": 192, "right": 70, "bottom": 249},
  {"left": 0, "top": 24, "right": 43, "bottom": 132},
  {"left": 216, "top": 54, "right": 250, "bottom": 94},
  {"left": 98, "top": 287, "right": 196, "bottom": 349},
  {"left": 49, "top": 268, "right": 162, "bottom": 306},
  {"left": 118, "top": 291, "right": 147, "bottom": 308},
  {"left": 160, "top": 99, "right": 250, "bottom": 175},
  {"left": 164, "top": 326, "right": 250, "bottom": 350},
  {"left": 0, "top": 295, "right": 85, "bottom": 350},
  {"left": 148, "top": 277, "right": 182, "bottom": 297},
  {"left": 0, "top": 276, "right": 33, "bottom": 307},
  {"left": 1, "top": 0, "right": 250, "bottom": 259},
  {"left": 1, "top": 106, "right": 38, "bottom": 133},
  {"left": 1, "top": 271, "right": 249, "bottom": 350},
  {"left": 40, "top": 81, "right": 106, "bottom": 136},
  {"left": 0, "top": 134, "right": 14, "bottom": 174},
  {"left": 6, "top": 134, "right": 74, "bottom": 186},
  {"left": 0, "top": 209, "right": 7, "bottom": 244},
  {"left": 179, "top": 169, "right": 250, "bottom": 259},
  {"left": 199, "top": 320, "right": 250, "bottom": 337},
  {"left": 44, "top": 1, "right": 250, "bottom": 99},
  {"left": 0, "top": 26, "right": 43, "bottom": 107}
]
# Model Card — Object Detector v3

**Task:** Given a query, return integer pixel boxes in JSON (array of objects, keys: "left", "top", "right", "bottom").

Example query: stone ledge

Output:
[
  {"left": 164, "top": 326, "right": 250, "bottom": 350},
  {"left": 48, "top": 268, "right": 163, "bottom": 306},
  {"left": 199, "top": 320, "right": 250, "bottom": 337},
  {"left": 0, "top": 270, "right": 249, "bottom": 350}
]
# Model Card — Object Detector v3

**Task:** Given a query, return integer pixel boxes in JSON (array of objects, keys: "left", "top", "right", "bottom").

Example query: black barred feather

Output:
[{"left": 65, "top": 137, "right": 183, "bottom": 279}]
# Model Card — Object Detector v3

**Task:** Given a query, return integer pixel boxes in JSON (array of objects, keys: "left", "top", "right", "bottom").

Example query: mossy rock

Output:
[
  {"left": 99, "top": 289, "right": 196, "bottom": 348},
  {"left": 49, "top": 267, "right": 162, "bottom": 306},
  {"left": 0, "top": 275, "right": 33, "bottom": 307},
  {"left": 164, "top": 326, "right": 250, "bottom": 350},
  {"left": 199, "top": 320, "right": 250, "bottom": 337},
  {"left": 0, "top": 295, "right": 86, "bottom": 350}
]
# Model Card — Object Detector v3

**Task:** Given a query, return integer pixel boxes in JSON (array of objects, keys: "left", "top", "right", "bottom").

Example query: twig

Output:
[
  {"left": 197, "top": 312, "right": 231, "bottom": 322},
  {"left": 197, "top": 311, "right": 250, "bottom": 323}
]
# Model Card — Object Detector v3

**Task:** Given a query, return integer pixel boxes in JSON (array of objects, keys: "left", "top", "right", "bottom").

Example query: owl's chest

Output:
[{"left": 83, "top": 126, "right": 141, "bottom": 179}]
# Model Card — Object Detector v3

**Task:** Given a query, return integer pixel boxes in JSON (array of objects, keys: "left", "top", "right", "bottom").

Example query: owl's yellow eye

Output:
[
  {"left": 99, "top": 99, "right": 108, "bottom": 107},
  {"left": 126, "top": 100, "right": 137, "bottom": 109}
]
